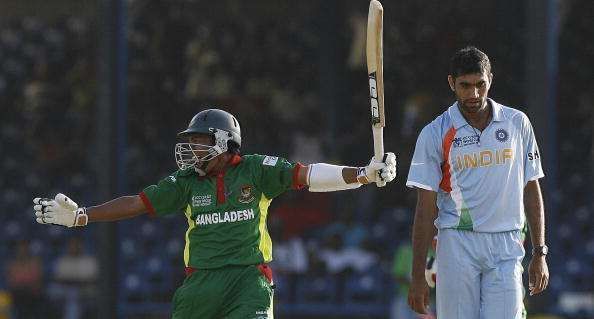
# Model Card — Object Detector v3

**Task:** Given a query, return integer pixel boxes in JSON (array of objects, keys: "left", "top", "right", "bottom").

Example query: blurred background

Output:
[{"left": 0, "top": 0, "right": 592, "bottom": 318}]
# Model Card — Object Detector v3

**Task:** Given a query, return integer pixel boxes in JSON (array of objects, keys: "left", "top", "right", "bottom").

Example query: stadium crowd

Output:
[{"left": 0, "top": 1, "right": 592, "bottom": 318}]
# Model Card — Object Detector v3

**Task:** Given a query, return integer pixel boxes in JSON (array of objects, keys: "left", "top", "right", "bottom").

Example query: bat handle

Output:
[{"left": 372, "top": 127, "right": 386, "bottom": 187}]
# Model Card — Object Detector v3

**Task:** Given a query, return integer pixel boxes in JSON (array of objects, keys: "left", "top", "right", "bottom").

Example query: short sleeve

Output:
[
  {"left": 140, "top": 172, "right": 188, "bottom": 217},
  {"left": 520, "top": 114, "right": 544, "bottom": 184},
  {"left": 406, "top": 124, "right": 443, "bottom": 191},
  {"left": 251, "top": 155, "right": 298, "bottom": 199}
]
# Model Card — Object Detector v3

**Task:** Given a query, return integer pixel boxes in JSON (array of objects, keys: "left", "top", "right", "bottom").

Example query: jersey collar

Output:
[
  {"left": 448, "top": 98, "right": 504, "bottom": 129},
  {"left": 489, "top": 98, "right": 505, "bottom": 122},
  {"left": 228, "top": 154, "right": 242, "bottom": 166},
  {"left": 197, "top": 154, "right": 243, "bottom": 179},
  {"left": 211, "top": 154, "right": 242, "bottom": 174}
]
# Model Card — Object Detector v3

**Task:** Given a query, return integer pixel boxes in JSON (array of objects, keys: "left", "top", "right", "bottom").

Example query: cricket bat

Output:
[{"left": 367, "top": 0, "right": 386, "bottom": 187}]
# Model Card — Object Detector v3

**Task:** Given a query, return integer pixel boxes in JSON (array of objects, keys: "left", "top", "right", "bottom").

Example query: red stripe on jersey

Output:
[
  {"left": 439, "top": 127, "right": 457, "bottom": 192},
  {"left": 139, "top": 192, "right": 156, "bottom": 217},
  {"left": 211, "top": 154, "right": 241, "bottom": 204},
  {"left": 292, "top": 163, "right": 306, "bottom": 190},
  {"left": 216, "top": 172, "right": 225, "bottom": 204}
]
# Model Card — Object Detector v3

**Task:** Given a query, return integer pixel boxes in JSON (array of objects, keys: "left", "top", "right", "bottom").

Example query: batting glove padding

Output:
[
  {"left": 33, "top": 193, "right": 88, "bottom": 227},
  {"left": 357, "top": 152, "right": 397, "bottom": 186}
]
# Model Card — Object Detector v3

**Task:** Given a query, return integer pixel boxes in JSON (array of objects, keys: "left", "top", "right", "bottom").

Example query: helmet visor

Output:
[{"left": 174, "top": 143, "right": 219, "bottom": 170}]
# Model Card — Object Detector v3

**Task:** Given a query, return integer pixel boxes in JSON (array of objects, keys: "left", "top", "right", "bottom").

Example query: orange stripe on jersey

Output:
[{"left": 439, "top": 127, "right": 457, "bottom": 192}]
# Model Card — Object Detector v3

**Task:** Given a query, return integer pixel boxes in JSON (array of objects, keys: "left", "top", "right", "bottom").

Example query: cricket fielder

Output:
[
  {"left": 406, "top": 47, "right": 549, "bottom": 318},
  {"left": 33, "top": 108, "right": 397, "bottom": 319}
]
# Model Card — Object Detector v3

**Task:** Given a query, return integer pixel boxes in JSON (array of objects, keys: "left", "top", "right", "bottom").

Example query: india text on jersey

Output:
[{"left": 453, "top": 148, "right": 513, "bottom": 171}]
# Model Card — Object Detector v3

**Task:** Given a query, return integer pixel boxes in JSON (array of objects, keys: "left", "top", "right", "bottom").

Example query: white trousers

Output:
[{"left": 436, "top": 229, "right": 525, "bottom": 319}]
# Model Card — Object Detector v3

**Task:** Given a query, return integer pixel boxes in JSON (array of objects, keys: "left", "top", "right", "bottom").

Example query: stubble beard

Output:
[{"left": 457, "top": 95, "right": 488, "bottom": 116}]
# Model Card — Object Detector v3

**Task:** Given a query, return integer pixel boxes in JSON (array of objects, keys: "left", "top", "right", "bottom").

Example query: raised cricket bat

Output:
[{"left": 367, "top": 0, "right": 386, "bottom": 187}]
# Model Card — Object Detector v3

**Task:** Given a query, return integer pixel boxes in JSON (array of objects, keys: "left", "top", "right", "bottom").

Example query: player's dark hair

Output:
[
  {"left": 450, "top": 46, "right": 491, "bottom": 78},
  {"left": 228, "top": 141, "right": 240, "bottom": 154}
]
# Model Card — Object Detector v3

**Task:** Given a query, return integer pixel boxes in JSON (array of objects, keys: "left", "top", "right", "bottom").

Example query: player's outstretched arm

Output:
[
  {"left": 299, "top": 152, "right": 397, "bottom": 192},
  {"left": 33, "top": 193, "right": 147, "bottom": 227}
]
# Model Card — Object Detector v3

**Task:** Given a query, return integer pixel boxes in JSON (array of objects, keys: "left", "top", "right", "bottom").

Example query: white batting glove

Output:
[
  {"left": 356, "top": 152, "right": 397, "bottom": 187},
  {"left": 33, "top": 193, "right": 88, "bottom": 227}
]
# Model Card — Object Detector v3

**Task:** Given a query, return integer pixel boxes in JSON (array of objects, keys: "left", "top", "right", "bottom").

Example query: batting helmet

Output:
[{"left": 175, "top": 109, "right": 241, "bottom": 171}]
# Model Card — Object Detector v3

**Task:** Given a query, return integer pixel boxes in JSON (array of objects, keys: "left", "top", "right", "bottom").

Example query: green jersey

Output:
[{"left": 140, "top": 154, "right": 303, "bottom": 269}]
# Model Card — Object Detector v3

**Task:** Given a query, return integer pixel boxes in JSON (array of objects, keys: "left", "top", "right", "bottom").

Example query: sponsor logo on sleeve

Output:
[
  {"left": 262, "top": 156, "right": 279, "bottom": 166},
  {"left": 527, "top": 150, "right": 540, "bottom": 161}
]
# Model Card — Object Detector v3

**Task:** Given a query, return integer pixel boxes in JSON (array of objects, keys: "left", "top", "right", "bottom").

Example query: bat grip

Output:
[
  {"left": 373, "top": 126, "right": 384, "bottom": 161},
  {"left": 372, "top": 127, "right": 386, "bottom": 187}
]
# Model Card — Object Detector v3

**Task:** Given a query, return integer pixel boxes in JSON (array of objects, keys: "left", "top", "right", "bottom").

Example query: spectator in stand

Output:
[
  {"left": 318, "top": 233, "right": 378, "bottom": 275},
  {"left": 4, "top": 240, "right": 45, "bottom": 319},
  {"left": 323, "top": 208, "right": 369, "bottom": 249},
  {"left": 50, "top": 237, "right": 98, "bottom": 319},
  {"left": 270, "top": 217, "right": 308, "bottom": 303}
]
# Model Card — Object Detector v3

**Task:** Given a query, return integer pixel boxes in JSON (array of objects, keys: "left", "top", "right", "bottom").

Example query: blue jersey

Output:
[{"left": 406, "top": 99, "right": 544, "bottom": 232}]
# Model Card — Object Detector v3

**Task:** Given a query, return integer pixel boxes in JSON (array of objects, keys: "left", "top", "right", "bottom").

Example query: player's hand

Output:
[
  {"left": 357, "top": 152, "right": 397, "bottom": 187},
  {"left": 528, "top": 255, "right": 549, "bottom": 295},
  {"left": 33, "top": 193, "right": 88, "bottom": 227},
  {"left": 408, "top": 277, "right": 430, "bottom": 314}
]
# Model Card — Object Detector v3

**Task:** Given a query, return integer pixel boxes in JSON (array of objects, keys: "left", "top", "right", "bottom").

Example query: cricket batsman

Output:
[
  {"left": 33, "top": 108, "right": 397, "bottom": 319},
  {"left": 406, "top": 46, "right": 549, "bottom": 318}
]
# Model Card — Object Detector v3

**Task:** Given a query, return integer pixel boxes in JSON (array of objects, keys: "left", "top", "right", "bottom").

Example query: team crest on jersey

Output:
[
  {"left": 238, "top": 185, "right": 255, "bottom": 203},
  {"left": 495, "top": 129, "right": 509, "bottom": 142}
]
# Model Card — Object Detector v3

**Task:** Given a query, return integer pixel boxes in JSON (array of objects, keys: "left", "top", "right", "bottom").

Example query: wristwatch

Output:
[{"left": 532, "top": 245, "right": 548, "bottom": 257}]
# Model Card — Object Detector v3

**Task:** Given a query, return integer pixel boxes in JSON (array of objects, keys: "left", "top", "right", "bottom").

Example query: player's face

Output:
[
  {"left": 187, "top": 133, "right": 214, "bottom": 160},
  {"left": 188, "top": 134, "right": 213, "bottom": 146},
  {"left": 187, "top": 134, "right": 227, "bottom": 174},
  {"left": 448, "top": 72, "right": 492, "bottom": 114}
]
